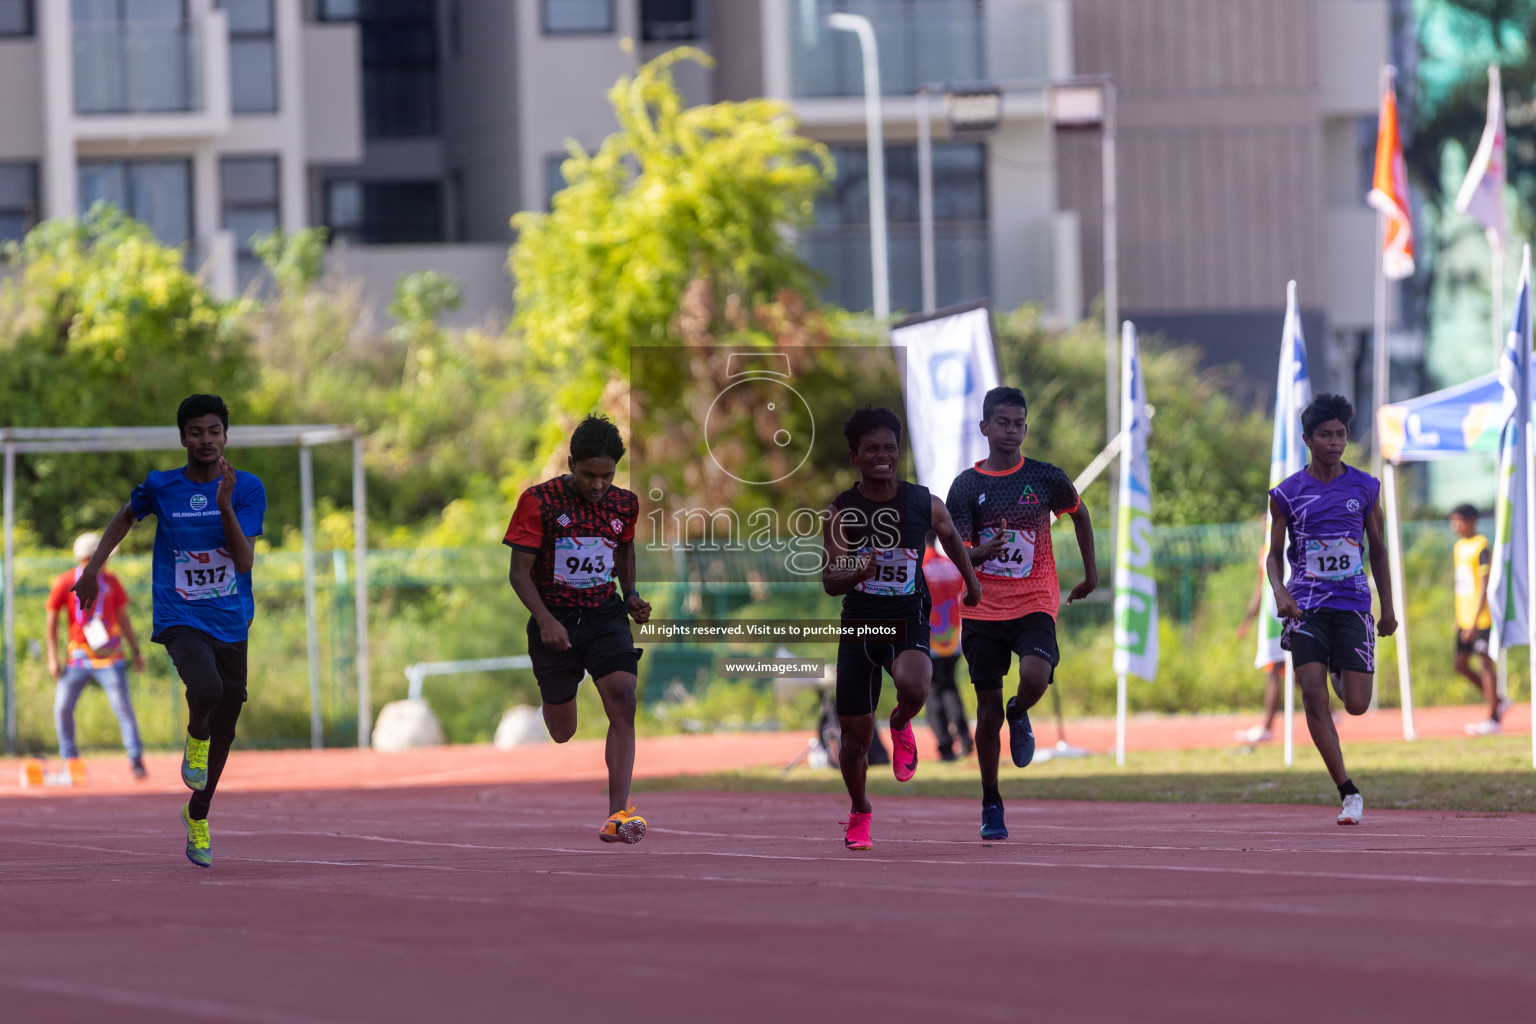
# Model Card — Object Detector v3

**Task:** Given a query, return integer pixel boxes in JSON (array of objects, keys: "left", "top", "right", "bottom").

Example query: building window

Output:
[
  {"left": 640, "top": 0, "right": 697, "bottom": 41},
  {"left": 543, "top": 154, "right": 569, "bottom": 210},
  {"left": 0, "top": 163, "right": 39, "bottom": 242},
  {"left": 78, "top": 158, "right": 194, "bottom": 247},
  {"left": 221, "top": 155, "right": 279, "bottom": 289},
  {"left": 0, "top": 0, "right": 33, "bottom": 36},
  {"left": 222, "top": 0, "right": 277, "bottom": 113},
  {"left": 543, "top": 0, "right": 612, "bottom": 35},
  {"left": 805, "top": 142, "right": 988, "bottom": 312},
  {"left": 325, "top": 180, "right": 444, "bottom": 244},
  {"left": 359, "top": 0, "right": 438, "bottom": 137},
  {"left": 316, "top": 0, "right": 358, "bottom": 19}
]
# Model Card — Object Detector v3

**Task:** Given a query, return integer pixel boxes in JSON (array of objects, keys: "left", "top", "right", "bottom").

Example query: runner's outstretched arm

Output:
[
  {"left": 71, "top": 503, "right": 136, "bottom": 610},
  {"left": 1064, "top": 505, "right": 1098, "bottom": 604},
  {"left": 216, "top": 458, "right": 256, "bottom": 574},
  {"left": 509, "top": 548, "right": 570, "bottom": 651},
  {"left": 615, "top": 539, "right": 651, "bottom": 623},
  {"left": 1265, "top": 498, "right": 1298, "bottom": 619},
  {"left": 1364, "top": 498, "right": 1397, "bottom": 636},
  {"left": 930, "top": 497, "right": 981, "bottom": 607}
]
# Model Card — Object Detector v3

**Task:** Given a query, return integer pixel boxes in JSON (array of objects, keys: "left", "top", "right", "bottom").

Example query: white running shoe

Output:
[
  {"left": 1337, "top": 793, "right": 1363, "bottom": 825},
  {"left": 1465, "top": 719, "right": 1503, "bottom": 736},
  {"left": 1235, "top": 725, "right": 1272, "bottom": 743}
]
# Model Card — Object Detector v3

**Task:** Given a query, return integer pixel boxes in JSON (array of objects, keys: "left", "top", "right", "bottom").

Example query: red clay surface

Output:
[
  {"left": 3, "top": 701, "right": 1526, "bottom": 796},
  {"left": 2, "top": 783, "right": 1535, "bottom": 1023}
]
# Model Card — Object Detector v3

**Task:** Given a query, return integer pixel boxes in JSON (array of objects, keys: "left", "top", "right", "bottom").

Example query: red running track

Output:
[{"left": 2, "top": 784, "right": 1534, "bottom": 1023}]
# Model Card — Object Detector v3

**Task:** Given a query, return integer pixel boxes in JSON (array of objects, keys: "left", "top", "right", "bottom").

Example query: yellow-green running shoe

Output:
[
  {"left": 181, "top": 804, "right": 211, "bottom": 867},
  {"left": 181, "top": 734, "right": 210, "bottom": 790}
]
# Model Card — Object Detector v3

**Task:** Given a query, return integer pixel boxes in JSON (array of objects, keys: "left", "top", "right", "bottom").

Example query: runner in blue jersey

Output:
[
  {"left": 73, "top": 395, "right": 265, "bottom": 866},
  {"left": 1265, "top": 393, "right": 1396, "bottom": 826}
]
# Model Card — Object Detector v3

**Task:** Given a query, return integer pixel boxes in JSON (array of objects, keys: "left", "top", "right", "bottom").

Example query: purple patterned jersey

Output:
[{"left": 1269, "top": 465, "right": 1381, "bottom": 613}]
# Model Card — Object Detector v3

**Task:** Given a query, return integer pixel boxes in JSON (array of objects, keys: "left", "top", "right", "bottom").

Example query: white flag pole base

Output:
[
  {"left": 1283, "top": 657, "right": 1295, "bottom": 767},
  {"left": 1115, "top": 673, "right": 1127, "bottom": 767}
]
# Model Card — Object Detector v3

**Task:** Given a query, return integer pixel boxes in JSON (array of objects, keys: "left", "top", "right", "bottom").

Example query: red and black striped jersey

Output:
[{"left": 504, "top": 477, "right": 638, "bottom": 608}]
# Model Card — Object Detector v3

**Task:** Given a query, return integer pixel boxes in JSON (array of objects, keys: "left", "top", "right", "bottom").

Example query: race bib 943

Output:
[
  {"left": 1303, "top": 537, "right": 1363, "bottom": 580},
  {"left": 554, "top": 536, "right": 615, "bottom": 589},
  {"left": 857, "top": 547, "right": 918, "bottom": 596},
  {"left": 174, "top": 548, "right": 239, "bottom": 601}
]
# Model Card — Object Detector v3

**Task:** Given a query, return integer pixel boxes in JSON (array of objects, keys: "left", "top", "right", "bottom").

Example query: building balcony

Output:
[
  {"left": 788, "top": 0, "right": 1067, "bottom": 99},
  {"left": 66, "top": 6, "right": 230, "bottom": 140}
]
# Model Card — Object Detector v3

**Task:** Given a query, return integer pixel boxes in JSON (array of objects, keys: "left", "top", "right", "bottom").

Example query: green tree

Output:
[
  {"left": 0, "top": 205, "right": 252, "bottom": 545},
  {"left": 509, "top": 48, "right": 834, "bottom": 447}
]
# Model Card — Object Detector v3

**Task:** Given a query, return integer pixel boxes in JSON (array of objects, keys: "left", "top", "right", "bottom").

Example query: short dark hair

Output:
[
  {"left": 1301, "top": 393, "right": 1353, "bottom": 437},
  {"left": 1451, "top": 504, "right": 1480, "bottom": 521},
  {"left": 177, "top": 394, "right": 229, "bottom": 436},
  {"left": 569, "top": 414, "right": 626, "bottom": 463},
  {"left": 843, "top": 405, "right": 903, "bottom": 451},
  {"left": 982, "top": 386, "right": 1027, "bottom": 421}
]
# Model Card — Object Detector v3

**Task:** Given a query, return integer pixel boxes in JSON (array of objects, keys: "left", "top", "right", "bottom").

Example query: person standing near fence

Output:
[
  {"left": 1449, "top": 505, "right": 1508, "bottom": 735},
  {"left": 923, "top": 533, "right": 973, "bottom": 761},
  {"left": 73, "top": 394, "right": 266, "bottom": 867},
  {"left": 46, "top": 532, "right": 147, "bottom": 779}
]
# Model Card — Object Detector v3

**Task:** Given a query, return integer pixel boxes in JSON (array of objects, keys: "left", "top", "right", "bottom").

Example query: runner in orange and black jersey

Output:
[
  {"left": 945, "top": 386, "right": 1097, "bottom": 841},
  {"left": 506, "top": 415, "right": 652, "bottom": 845}
]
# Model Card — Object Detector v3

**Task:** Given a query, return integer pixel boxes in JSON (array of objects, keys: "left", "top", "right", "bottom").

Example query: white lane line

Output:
[{"left": 0, "top": 973, "right": 348, "bottom": 1024}]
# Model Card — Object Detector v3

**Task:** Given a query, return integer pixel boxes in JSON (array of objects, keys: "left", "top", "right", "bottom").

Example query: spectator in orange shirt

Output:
[{"left": 45, "top": 532, "right": 147, "bottom": 778}]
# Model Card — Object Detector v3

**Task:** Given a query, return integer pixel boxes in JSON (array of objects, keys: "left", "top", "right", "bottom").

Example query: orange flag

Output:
[{"left": 1367, "top": 72, "right": 1415, "bottom": 280}]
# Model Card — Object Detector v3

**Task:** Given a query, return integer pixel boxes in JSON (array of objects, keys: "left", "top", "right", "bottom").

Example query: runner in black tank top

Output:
[{"left": 821, "top": 407, "right": 980, "bottom": 850}]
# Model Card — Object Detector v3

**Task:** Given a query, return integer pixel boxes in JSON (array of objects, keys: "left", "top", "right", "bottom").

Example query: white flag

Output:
[
  {"left": 1454, "top": 65, "right": 1506, "bottom": 241},
  {"left": 891, "top": 304, "right": 1000, "bottom": 502},
  {"left": 1488, "top": 246, "right": 1531, "bottom": 656},
  {"left": 1257, "top": 282, "right": 1313, "bottom": 667},
  {"left": 1113, "top": 322, "right": 1158, "bottom": 682}
]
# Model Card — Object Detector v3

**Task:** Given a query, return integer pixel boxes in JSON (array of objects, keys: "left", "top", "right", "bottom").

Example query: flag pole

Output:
[
  {"left": 1382, "top": 460, "right": 1415, "bottom": 739},
  {"left": 1522, "top": 243, "right": 1535, "bottom": 770},
  {"left": 1115, "top": 672, "right": 1127, "bottom": 767},
  {"left": 1494, "top": 235, "right": 1510, "bottom": 703},
  {"left": 1371, "top": 63, "right": 1392, "bottom": 484}
]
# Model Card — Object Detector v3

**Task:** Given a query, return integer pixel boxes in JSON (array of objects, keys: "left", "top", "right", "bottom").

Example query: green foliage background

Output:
[{"left": 0, "top": 51, "right": 1512, "bottom": 756}]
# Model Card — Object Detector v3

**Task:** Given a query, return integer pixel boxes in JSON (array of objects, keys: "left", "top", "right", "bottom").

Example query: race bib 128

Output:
[
  {"left": 554, "top": 536, "right": 615, "bottom": 589},
  {"left": 174, "top": 548, "right": 239, "bottom": 601},
  {"left": 1303, "top": 537, "right": 1363, "bottom": 580}
]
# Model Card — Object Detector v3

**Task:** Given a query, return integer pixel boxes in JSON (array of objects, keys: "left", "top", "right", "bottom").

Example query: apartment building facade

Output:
[{"left": 0, "top": 0, "right": 1394, "bottom": 392}]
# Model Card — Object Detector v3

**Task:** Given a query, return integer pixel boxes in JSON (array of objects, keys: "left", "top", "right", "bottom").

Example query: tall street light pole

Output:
[{"left": 828, "top": 12, "right": 889, "bottom": 319}]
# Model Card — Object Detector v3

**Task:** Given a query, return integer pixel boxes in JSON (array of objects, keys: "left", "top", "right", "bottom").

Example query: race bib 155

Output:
[{"left": 857, "top": 547, "right": 918, "bottom": 596}]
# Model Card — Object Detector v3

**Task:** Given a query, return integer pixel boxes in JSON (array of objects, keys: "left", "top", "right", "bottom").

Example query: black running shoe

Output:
[{"left": 1005, "top": 696, "right": 1035, "bottom": 768}]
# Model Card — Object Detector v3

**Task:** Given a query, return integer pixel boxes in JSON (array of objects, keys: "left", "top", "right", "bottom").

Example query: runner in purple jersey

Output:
[{"left": 1265, "top": 393, "right": 1397, "bottom": 826}]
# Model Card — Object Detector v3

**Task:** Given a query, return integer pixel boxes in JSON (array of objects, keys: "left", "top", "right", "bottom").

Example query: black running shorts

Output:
[
  {"left": 1455, "top": 627, "right": 1492, "bottom": 656},
  {"left": 960, "top": 612, "right": 1059, "bottom": 691},
  {"left": 526, "top": 600, "right": 642, "bottom": 705},
  {"left": 1281, "top": 608, "right": 1375, "bottom": 674},
  {"left": 834, "top": 616, "right": 930, "bottom": 717}
]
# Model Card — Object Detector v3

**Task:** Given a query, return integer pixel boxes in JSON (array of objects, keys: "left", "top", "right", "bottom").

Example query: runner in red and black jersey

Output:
[
  {"left": 945, "top": 387, "right": 1097, "bottom": 841},
  {"left": 505, "top": 415, "right": 652, "bottom": 844},
  {"left": 822, "top": 406, "right": 980, "bottom": 850}
]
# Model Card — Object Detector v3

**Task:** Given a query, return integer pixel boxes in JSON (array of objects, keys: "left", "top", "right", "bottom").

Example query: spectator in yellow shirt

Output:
[{"left": 1450, "top": 505, "right": 1508, "bottom": 735}]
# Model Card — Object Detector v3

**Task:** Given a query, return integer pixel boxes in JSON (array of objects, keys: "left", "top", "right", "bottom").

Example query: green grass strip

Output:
[{"left": 636, "top": 735, "right": 1536, "bottom": 814}]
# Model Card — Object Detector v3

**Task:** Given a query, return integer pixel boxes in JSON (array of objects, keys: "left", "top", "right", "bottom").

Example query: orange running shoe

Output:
[
  {"left": 842, "top": 810, "right": 873, "bottom": 850},
  {"left": 599, "top": 806, "right": 647, "bottom": 845}
]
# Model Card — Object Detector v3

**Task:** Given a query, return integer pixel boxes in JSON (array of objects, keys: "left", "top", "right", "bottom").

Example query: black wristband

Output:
[{"left": 624, "top": 589, "right": 640, "bottom": 600}]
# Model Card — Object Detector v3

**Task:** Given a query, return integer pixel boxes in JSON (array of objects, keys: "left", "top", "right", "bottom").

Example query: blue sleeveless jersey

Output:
[
  {"left": 1269, "top": 465, "right": 1379, "bottom": 613},
  {"left": 129, "top": 468, "right": 266, "bottom": 642}
]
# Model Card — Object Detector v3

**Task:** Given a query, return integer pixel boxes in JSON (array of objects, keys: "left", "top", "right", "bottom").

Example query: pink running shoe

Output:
[
  {"left": 890, "top": 717, "right": 919, "bottom": 782},
  {"left": 842, "top": 811, "right": 873, "bottom": 850}
]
